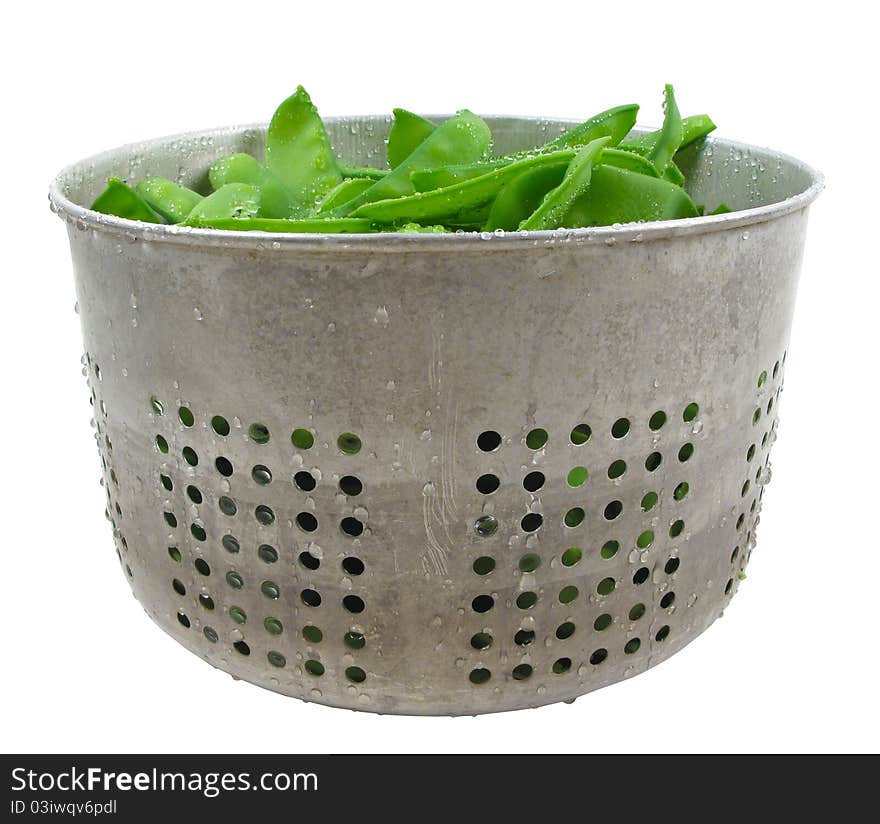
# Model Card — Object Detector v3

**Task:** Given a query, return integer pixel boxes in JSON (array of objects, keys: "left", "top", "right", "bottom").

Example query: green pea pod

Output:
[
  {"left": 519, "top": 137, "right": 610, "bottom": 231},
  {"left": 351, "top": 149, "right": 576, "bottom": 224},
  {"left": 543, "top": 104, "right": 639, "bottom": 151},
  {"left": 562, "top": 165, "right": 699, "bottom": 227},
  {"left": 342, "top": 110, "right": 492, "bottom": 215},
  {"left": 183, "top": 183, "right": 261, "bottom": 225},
  {"left": 708, "top": 203, "right": 732, "bottom": 215},
  {"left": 621, "top": 113, "right": 716, "bottom": 155},
  {"left": 91, "top": 178, "right": 165, "bottom": 223},
  {"left": 315, "top": 178, "right": 374, "bottom": 215},
  {"left": 186, "top": 217, "right": 375, "bottom": 233},
  {"left": 387, "top": 109, "right": 437, "bottom": 168},
  {"left": 483, "top": 164, "right": 568, "bottom": 231},
  {"left": 598, "top": 148, "right": 660, "bottom": 178},
  {"left": 265, "top": 86, "right": 343, "bottom": 210},
  {"left": 411, "top": 159, "right": 509, "bottom": 192},
  {"left": 135, "top": 178, "right": 202, "bottom": 223},
  {"left": 209, "top": 153, "right": 300, "bottom": 218},
  {"left": 338, "top": 164, "right": 389, "bottom": 180},
  {"left": 646, "top": 84, "right": 683, "bottom": 174},
  {"left": 385, "top": 222, "right": 449, "bottom": 234},
  {"left": 412, "top": 105, "right": 639, "bottom": 193},
  {"left": 663, "top": 161, "right": 686, "bottom": 186},
  {"left": 677, "top": 114, "right": 716, "bottom": 151}
]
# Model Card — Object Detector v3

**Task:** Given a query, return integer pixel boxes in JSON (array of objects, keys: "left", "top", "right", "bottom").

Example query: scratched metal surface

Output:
[{"left": 52, "top": 117, "right": 821, "bottom": 714}]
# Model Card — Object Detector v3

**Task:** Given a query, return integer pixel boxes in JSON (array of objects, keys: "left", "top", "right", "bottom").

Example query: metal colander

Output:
[{"left": 50, "top": 116, "right": 822, "bottom": 715}]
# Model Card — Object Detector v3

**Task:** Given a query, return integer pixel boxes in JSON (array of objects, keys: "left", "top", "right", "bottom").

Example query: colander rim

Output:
[{"left": 49, "top": 115, "right": 824, "bottom": 252}]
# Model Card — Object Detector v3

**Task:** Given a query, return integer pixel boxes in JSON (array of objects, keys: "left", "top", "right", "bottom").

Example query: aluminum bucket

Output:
[{"left": 50, "top": 116, "right": 823, "bottom": 715}]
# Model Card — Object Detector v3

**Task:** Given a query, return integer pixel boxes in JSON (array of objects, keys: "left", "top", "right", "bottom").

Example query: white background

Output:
[{"left": 3, "top": 0, "right": 877, "bottom": 753}]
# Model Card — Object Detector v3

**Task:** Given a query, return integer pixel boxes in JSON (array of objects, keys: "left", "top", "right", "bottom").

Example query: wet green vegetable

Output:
[
  {"left": 520, "top": 137, "right": 611, "bottom": 230},
  {"left": 338, "top": 163, "right": 388, "bottom": 180},
  {"left": 265, "top": 86, "right": 343, "bottom": 210},
  {"left": 484, "top": 163, "right": 567, "bottom": 231},
  {"left": 352, "top": 150, "right": 578, "bottom": 224},
  {"left": 608, "top": 149, "right": 662, "bottom": 180},
  {"left": 183, "top": 183, "right": 261, "bottom": 225},
  {"left": 184, "top": 217, "right": 374, "bottom": 233},
  {"left": 208, "top": 153, "right": 299, "bottom": 219},
  {"left": 646, "top": 84, "right": 683, "bottom": 174},
  {"left": 339, "top": 109, "right": 492, "bottom": 214},
  {"left": 92, "top": 178, "right": 164, "bottom": 223},
  {"left": 90, "top": 84, "right": 727, "bottom": 232},
  {"left": 315, "top": 178, "right": 374, "bottom": 214},
  {"left": 387, "top": 109, "right": 436, "bottom": 169},
  {"left": 620, "top": 113, "right": 716, "bottom": 155},
  {"left": 543, "top": 104, "right": 639, "bottom": 152},
  {"left": 563, "top": 165, "right": 699, "bottom": 226},
  {"left": 135, "top": 178, "right": 202, "bottom": 223}
]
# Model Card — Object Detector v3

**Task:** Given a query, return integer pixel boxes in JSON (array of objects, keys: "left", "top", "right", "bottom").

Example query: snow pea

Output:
[
  {"left": 543, "top": 104, "right": 639, "bottom": 151},
  {"left": 86, "top": 84, "right": 725, "bottom": 233},
  {"left": 599, "top": 148, "right": 660, "bottom": 178},
  {"left": 387, "top": 109, "right": 437, "bottom": 168},
  {"left": 351, "top": 150, "right": 576, "bottom": 224},
  {"left": 411, "top": 159, "right": 509, "bottom": 192},
  {"left": 384, "top": 223, "right": 448, "bottom": 234},
  {"left": 183, "top": 183, "right": 261, "bottom": 226},
  {"left": 647, "top": 84, "right": 683, "bottom": 174},
  {"left": 621, "top": 113, "right": 716, "bottom": 155},
  {"left": 315, "top": 178, "right": 374, "bottom": 215},
  {"left": 411, "top": 105, "right": 638, "bottom": 192},
  {"left": 135, "top": 178, "right": 202, "bottom": 223},
  {"left": 265, "top": 86, "right": 343, "bottom": 210},
  {"left": 338, "top": 164, "right": 388, "bottom": 180},
  {"left": 209, "top": 153, "right": 300, "bottom": 219},
  {"left": 562, "top": 165, "right": 699, "bottom": 227},
  {"left": 188, "top": 217, "right": 374, "bottom": 233},
  {"left": 91, "top": 178, "right": 165, "bottom": 223},
  {"left": 422, "top": 142, "right": 660, "bottom": 202},
  {"left": 663, "top": 161, "right": 686, "bottom": 186},
  {"left": 343, "top": 110, "right": 492, "bottom": 213},
  {"left": 483, "top": 163, "right": 568, "bottom": 231},
  {"left": 519, "top": 137, "right": 610, "bottom": 230}
]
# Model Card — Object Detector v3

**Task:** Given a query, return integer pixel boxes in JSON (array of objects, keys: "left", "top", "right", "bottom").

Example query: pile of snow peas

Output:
[{"left": 91, "top": 84, "right": 728, "bottom": 234}]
